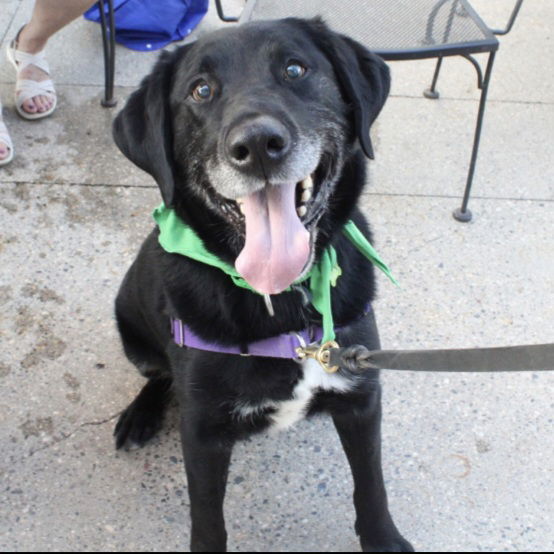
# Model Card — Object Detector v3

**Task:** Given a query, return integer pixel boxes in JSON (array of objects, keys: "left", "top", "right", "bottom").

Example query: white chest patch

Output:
[{"left": 233, "top": 359, "right": 353, "bottom": 431}]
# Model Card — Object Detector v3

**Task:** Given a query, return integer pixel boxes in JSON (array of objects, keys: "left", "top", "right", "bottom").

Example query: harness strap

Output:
[
  {"left": 171, "top": 305, "right": 374, "bottom": 359},
  {"left": 171, "top": 317, "right": 323, "bottom": 358}
]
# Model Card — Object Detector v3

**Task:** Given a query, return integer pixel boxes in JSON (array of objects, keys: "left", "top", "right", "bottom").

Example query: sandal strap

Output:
[
  {"left": 9, "top": 44, "right": 51, "bottom": 75},
  {"left": 15, "top": 78, "right": 56, "bottom": 105}
]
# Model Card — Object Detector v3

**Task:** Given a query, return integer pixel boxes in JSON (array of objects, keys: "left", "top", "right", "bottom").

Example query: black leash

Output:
[{"left": 297, "top": 342, "right": 554, "bottom": 374}]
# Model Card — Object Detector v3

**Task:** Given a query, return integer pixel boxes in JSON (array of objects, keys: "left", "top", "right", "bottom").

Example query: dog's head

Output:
[{"left": 114, "top": 18, "right": 390, "bottom": 295}]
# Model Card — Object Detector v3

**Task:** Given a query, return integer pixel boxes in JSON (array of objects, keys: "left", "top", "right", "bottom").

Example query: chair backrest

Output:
[{"left": 490, "top": 0, "right": 524, "bottom": 35}]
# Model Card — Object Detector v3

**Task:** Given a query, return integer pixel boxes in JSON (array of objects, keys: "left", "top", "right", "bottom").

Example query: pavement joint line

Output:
[
  {"left": 28, "top": 411, "right": 121, "bottom": 458},
  {"left": 1, "top": 81, "right": 552, "bottom": 106},
  {"left": 1, "top": 180, "right": 552, "bottom": 204},
  {"left": 389, "top": 94, "right": 554, "bottom": 107},
  {"left": 2, "top": 180, "right": 155, "bottom": 190},
  {"left": 0, "top": 82, "right": 138, "bottom": 91},
  {"left": 362, "top": 191, "right": 554, "bottom": 203}
]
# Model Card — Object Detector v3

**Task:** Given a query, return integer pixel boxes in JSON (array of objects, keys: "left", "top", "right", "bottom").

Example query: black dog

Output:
[{"left": 112, "top": 18, "right": 413, "bottom": 552}]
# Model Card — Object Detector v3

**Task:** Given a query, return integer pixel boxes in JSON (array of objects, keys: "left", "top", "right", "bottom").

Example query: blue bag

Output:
[{"left": 85, "top": 0, "right": 209, "bottom": 51}]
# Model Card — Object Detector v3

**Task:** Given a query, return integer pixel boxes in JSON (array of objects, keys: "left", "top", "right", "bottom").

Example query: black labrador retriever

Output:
[{"left": 112, "top": 17, "right": 413, "bottom": 552}]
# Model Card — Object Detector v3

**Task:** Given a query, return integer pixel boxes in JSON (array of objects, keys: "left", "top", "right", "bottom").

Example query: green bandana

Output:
[{"left": 153, "top": 204, "right": 397, "bottom": 342}]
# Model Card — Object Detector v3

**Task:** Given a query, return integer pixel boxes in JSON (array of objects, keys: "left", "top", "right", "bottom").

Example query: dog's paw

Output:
[
  {"left": 114, "top": 399, "right": 164, "bottom": 450},
  {"left": 361, "top": 536, "right": 414, "bottom": 552}
]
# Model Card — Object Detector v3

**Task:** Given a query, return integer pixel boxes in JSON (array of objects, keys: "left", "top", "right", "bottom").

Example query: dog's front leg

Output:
[
  {"left": 332, "top": 388, "right": 414, "bottom": 552},
  {"left": 180, "top": 414, "right": 234, "bottom": 552}
]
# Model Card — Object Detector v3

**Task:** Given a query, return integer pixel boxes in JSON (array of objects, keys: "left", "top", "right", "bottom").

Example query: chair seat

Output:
[{"left": 240, "top": 0, "right": 499, "bottom": 60}]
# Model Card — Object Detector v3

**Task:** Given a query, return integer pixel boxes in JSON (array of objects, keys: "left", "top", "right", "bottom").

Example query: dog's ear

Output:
[
  {"left": 306, "top": 21, "right": 391, "bottom": 159},
  {"left": 113, "top": 49, "right": 182, "bottom": 207},
  {"left": 336, "top": 35, "right": 390, "bottom": 159}
]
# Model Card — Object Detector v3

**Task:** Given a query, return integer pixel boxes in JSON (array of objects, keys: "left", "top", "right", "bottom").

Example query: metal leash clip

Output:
[{"left": 295, "top": 340, "right": 341, "bottom": 373}]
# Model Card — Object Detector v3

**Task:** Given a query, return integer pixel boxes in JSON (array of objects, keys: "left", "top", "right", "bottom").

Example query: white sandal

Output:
[
  {"left": 0, "top": 102, "right": 14, "bottom": 166},
  {"left": 6, "top": 27, "right": 57, "bottom": 121}
]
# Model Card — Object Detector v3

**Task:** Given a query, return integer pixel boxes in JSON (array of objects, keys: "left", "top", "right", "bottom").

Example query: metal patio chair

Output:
[
  {"left": 215, "top": 0, "right": 524, "bottom": 222},
  {"left": 97, "top": 0, "right": 116, "bottom": 108},
  {"left": 96, "top": 0, "right": 237, "bottom": 109},
  {"left": 98, "top": 0, "right": 523, "bottom": 221}
]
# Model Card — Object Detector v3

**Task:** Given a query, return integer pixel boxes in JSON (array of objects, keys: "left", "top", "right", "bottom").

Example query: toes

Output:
[
  {"left": 33, "top": 96, "right": 44, "bottom": 112},
  {"left": 20, "top": 95, "right": 54, "bottom": 115},
  {"left": 22, "top": 98, "right": 38, "bottom": 114},
  {"left": 362, "top": 537, "right": 415, "bottom": 552},
  {"left": 0, "top": 143, "right": 10, "bottom": 160},
  {"left": 114, "top": 400, "right": 165, "bottom": 450},
  {"left": 38, "top": 95, "right": 53, "bottom": 113},
  {"left": 35, "top": 95, "right": 47, "bottom": 113},
  {"left": 114, "top": 378, "right": 172, "bottom": 450},
  {"left": 358, "top": 523, "right": 415, "bottom": 553}
]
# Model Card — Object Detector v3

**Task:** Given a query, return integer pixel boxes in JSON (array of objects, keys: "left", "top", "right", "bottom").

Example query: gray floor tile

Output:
[
  {"left": 370, "top": 96, "right": 554, "bottom": 202},
  {"left": 0, "top": 83, "right": 152, "bottom": 186},
  {"left": 0, "top": 1, "right": 20, "bottom": 45}
]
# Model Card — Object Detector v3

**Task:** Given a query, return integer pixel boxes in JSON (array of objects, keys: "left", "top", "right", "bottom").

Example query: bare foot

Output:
[
  {"left": 0, "top": 140, "right": 11, "bottom": 161},
  {"left": 0, "top": 113, "right": 13, "bottom": 164}
]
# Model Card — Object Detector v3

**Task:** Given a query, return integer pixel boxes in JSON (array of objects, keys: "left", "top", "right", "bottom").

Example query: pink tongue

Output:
[{"left": 235, "top": 183, "right": 310, "bottom": 295}]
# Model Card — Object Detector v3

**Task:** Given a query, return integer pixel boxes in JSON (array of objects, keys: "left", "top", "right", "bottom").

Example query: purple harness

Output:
[
  {"left": 171, "top": 318, "right": 323, "bottom": 359},
  {"left": 170, "top": 304, "right": 372, "bottom": 360}
]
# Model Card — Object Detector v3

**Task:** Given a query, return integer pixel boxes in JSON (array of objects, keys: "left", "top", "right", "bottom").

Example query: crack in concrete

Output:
[{"left": 28, "top": 412, "right": 122, "bottom": 457}]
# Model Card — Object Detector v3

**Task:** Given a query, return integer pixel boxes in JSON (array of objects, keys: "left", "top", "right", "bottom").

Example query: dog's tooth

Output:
[
  {"left": 237, "top": 201, "right": 245, "bottom": 214},
  {"left": 301, "top": 188, "right": 312, "bottom": 203},
  {"left": 297, "top": 205, "right": 307, "bottom": 217},
  {"left": 301, "top": 176, "right": 313, "bottom": 190}
]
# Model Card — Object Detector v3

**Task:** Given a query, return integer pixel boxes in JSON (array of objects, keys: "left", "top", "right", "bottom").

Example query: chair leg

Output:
[
  {"left": 99, "top": 0, "right": 117, "bottom": 108},
  {"left": 214, "top": 0, "right": 239, "bottom": 22},
  {"left": 453, "top": 51, "right": 496, "bottom": 222},
  {"left": 424, "top": 56, "right": 443, "bottom": 99}
]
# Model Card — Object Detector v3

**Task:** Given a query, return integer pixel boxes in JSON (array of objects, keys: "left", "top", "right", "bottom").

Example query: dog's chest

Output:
[{"left": 234, "top": 359, "right": 353, "bottom": 430}]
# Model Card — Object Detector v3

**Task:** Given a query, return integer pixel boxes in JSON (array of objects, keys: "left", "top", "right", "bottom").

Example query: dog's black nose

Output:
[{"left": 226, "top": 116, "right": 291, "bottom": 174}]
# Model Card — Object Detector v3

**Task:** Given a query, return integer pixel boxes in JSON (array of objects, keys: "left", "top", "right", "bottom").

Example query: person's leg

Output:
[{"left": 13, "top": 0, "right": 97, "bottom": 115}]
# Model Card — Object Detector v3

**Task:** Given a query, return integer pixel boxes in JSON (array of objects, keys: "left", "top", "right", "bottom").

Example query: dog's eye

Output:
[
  {"left": 191, "top": 81, "right": 213, "bottom": 102},
  {"left": 284, "top": 62, "right": 307, "bottom": 80}
]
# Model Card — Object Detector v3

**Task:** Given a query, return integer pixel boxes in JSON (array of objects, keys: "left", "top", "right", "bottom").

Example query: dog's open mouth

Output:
[{"left": 214, "top": 162, "right": 330, "bottom": 295}]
